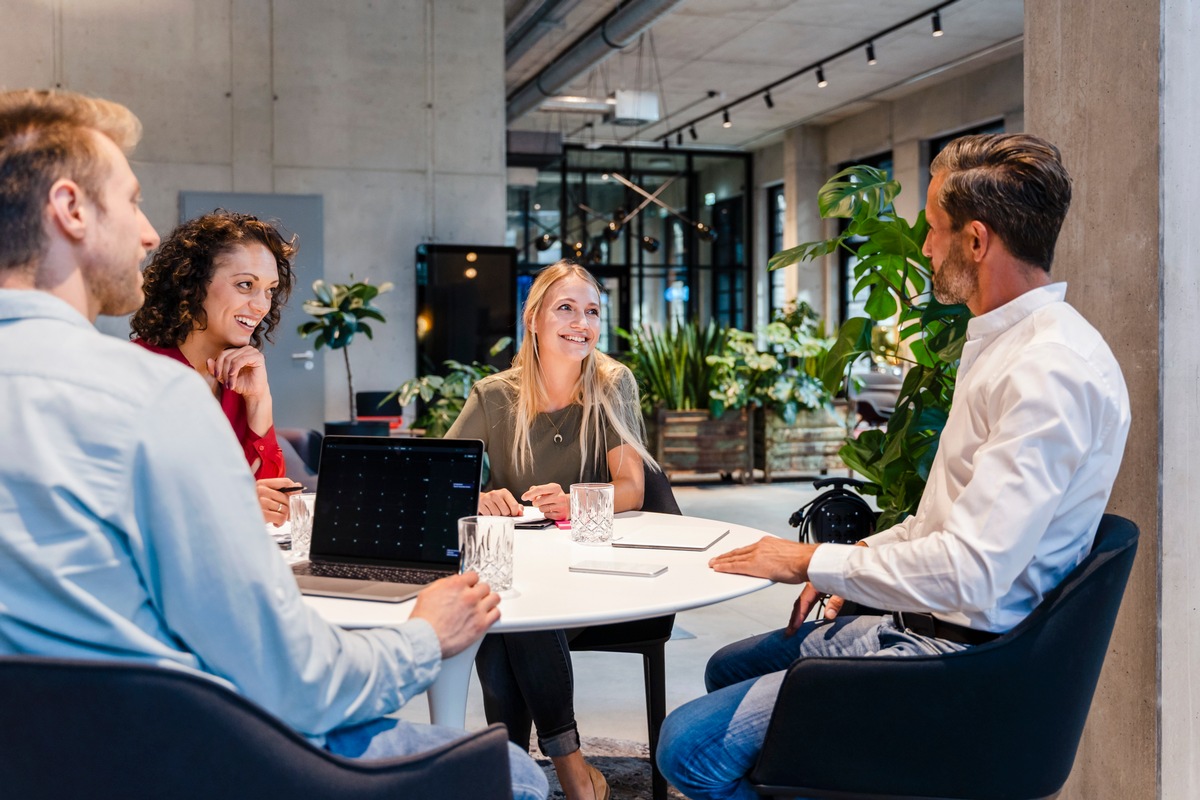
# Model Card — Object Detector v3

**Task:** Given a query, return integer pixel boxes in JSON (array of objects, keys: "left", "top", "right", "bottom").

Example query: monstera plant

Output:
[
  {"left": 298, "top": 278, "right": 393, "bottom": 425},
  {"left": 769, "top": 166, "right": 971, "bottom": 528}
]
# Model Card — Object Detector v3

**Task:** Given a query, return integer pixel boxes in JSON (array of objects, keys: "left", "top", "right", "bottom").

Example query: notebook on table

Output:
[
  {"left": 292, "top": 435, "right": 483, "bottom": 603},
  {"left": 611, "top": 523, "right": 730, "bottom": 552}
]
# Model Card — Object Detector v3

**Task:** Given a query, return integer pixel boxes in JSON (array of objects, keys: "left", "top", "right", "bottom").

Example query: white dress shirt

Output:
[
  {"left": 807, "top": 284, "right": 1130, "bottom": 632},
  {"left": 0, "top": 291, "right": 442, "bottom": 740}
]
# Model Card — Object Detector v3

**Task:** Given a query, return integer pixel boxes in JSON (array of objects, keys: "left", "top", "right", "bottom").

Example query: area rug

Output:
[{"left": 532, "top": 736, "right": 688, "bottom": 799}]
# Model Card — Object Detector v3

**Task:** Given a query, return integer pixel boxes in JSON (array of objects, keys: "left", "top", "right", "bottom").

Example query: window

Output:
[{"left": 765, "top": 184, "right": 787, "bottom": 317}]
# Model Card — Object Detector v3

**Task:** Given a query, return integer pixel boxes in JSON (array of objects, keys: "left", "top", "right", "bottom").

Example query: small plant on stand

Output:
[{"left": 297, "top": 278, "right": 393, "bottom": 426}]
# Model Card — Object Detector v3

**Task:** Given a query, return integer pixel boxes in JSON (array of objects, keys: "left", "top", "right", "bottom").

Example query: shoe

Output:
[{"left": 585, "top": 762, "right": 610, "bottom": 800}]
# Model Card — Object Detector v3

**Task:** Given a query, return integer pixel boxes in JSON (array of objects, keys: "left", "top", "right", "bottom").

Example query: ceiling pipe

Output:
[
  {"left": 506, "top": 0, "right": 687, "bottom": 124},
  {"left": 506, "top": 0, "right": 585, "bottom": 70}
]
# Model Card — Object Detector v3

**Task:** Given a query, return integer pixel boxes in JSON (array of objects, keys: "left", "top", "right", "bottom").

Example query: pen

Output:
[{"left": 280, "top": 485, "right": 306, "bottom": 494}]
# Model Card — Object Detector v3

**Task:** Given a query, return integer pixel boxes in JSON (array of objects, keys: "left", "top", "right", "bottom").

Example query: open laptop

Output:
[{"left": 292, "top": 435, "right": 484, "bottom": 603}]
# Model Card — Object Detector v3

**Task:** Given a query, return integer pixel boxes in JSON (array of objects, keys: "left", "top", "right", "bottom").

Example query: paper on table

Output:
[
  {"left": 612, "top": 523, "right": 731, "bottom": 551},
  {"left": 520, "top": 505, "right": 547, "bottom": 522}
]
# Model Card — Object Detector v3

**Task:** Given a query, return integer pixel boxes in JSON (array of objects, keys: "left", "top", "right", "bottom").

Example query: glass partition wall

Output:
[{"left": 506, "top": 145, "right": 752, "bottom": 354}]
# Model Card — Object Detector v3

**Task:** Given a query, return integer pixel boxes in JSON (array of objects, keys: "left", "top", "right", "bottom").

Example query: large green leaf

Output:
[{"left": 817, "top": 165, "right": 899, "bottom": 219}]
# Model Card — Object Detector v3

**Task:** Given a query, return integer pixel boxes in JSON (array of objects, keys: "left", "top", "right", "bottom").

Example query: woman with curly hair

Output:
[
  {"left": 130, "top": 211, "right": 298, "bottom": 525},
  {"left": 446, "top": 261, "right": 655, "bottom": 800}
]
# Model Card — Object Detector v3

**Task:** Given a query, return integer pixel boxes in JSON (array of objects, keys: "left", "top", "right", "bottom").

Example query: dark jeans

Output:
[{"left": 474, "top": 628, "right": 583, "bottom": 757}]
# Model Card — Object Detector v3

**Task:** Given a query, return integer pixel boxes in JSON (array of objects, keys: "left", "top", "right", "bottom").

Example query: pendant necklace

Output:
[{"left": 544, "top": 411, "right": 566, "bottom": 445}]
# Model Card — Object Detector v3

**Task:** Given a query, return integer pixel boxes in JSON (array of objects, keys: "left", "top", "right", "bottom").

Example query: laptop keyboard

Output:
[{"left": 294, "top": 561, "right": 450, "bottom": 585}]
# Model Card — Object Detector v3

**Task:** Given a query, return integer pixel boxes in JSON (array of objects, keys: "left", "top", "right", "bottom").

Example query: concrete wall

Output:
[
  {"left": 759, "top": 54, "right": 1024, "bottom": 326},
  {"left": 0, "top": 0, "right": 506, "bottom": 421},
  {"left": 1026, "top": 0, "right": 1167, "bottom": 796}
]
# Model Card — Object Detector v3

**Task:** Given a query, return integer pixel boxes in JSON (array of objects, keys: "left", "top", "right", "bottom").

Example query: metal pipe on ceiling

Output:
[{"left": 505, "top": 0, "right": 686, "bottom": 124}]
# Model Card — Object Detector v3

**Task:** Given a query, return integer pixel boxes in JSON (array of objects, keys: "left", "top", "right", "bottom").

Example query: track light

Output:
[
  {"left": 763, "top": 91, "right": 774, "bottom": 109},
  {"left": 722, "top": 109, "right": 732, "bottom": 128},
  {"left": 677, "top": 131, "right": 683, "bottom": 146},
  {"left": 866, "top": 41, "right": 877, "bottom": 65},
  {"left": 662, "top": 137, "right": 670, "bottom": 150},
  {"left": 931, "top": 11, "right": 943, "bottom": 37},
  {"left": 816, "top": 66, "right": 828, "bottom": 88},
  {"left": 688, "top": 125, "right": 698, "bottom": 141}
]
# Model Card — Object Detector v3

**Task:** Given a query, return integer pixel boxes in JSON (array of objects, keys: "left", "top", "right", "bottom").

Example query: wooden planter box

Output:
[
  {"left": 647, "top": 407, "right": 754, "bottom": 484},
  {"left": 755, "top": 408, "right": 847, "bottom": 483}
]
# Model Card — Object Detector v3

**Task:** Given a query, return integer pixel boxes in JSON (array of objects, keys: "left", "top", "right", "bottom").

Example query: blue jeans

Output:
[
  {"left": 325, "top": 716, "right": 549, "bottom": 800},
  {"left": 656, "top": 614, "right": 967, "bottom": 800}
]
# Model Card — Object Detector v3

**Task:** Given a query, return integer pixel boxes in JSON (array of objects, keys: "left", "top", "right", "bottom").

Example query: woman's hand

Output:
[
  {"left": 209, "top": 346, "right": 274, "bottom": 437},
  {"left": 208, "top": 346, "right": 270, "bottom": 401},
  {"left": 522, "top": 483, "right": 569, "bottom": 520},
  {"left": 258, "top": 476, "right": 297, "bottom": 526},
  {"left": 478, "top": 489, "right": 523, "bottom": 516}
]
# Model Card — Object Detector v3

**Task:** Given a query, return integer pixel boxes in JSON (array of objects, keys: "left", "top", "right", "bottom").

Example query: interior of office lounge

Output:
[{"left": 2, "top": 0, "right": 1196, "bottom": 797}]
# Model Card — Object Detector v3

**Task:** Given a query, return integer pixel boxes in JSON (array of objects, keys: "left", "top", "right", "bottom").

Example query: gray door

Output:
[{"left": 180, "top": 192, "right": 325, "bottom": 432}]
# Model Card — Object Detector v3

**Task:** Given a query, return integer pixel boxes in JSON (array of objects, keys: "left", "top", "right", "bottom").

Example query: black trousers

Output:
[{"left": 474, "top": 628, "right": 584, "bottom": 757}]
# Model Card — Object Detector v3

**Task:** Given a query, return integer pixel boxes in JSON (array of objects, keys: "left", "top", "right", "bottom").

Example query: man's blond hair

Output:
[{"left": 0, "top": 89, "right": 142, "bottom": 272}]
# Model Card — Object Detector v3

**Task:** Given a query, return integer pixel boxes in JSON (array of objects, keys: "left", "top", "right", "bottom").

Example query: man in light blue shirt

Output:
[{"left": 0, "top": 89, "right": 546, "bottom": 799}]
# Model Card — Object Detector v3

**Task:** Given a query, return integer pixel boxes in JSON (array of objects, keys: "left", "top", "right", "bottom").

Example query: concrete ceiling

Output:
[{"left": 504, "top": 0, "right": 1025, "bottom": 151}]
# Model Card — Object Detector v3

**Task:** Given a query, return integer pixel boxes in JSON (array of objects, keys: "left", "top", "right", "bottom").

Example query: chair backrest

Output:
[
  {"left": 0, "top": 656, "right": 513, "bottom": 800},
  {"left": 642, "top": 460, "right": 681, "bottom": 515},
  {"left": 279, "top": 427, "right": 323, "bottom": 474}
]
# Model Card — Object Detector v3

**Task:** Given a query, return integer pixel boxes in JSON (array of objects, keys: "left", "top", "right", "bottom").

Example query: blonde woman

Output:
[{"left": 447, "top": 261, "right": 654, "bottom": 800}]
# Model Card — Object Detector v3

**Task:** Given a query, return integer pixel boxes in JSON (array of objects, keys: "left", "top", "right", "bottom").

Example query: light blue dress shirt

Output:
[{"left": 0, "top": 290, "right": 442, "bottom": 739}]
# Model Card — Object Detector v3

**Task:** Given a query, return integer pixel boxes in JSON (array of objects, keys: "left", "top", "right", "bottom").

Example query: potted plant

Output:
[
  {"left": 387, "top": 338, "right": 512, "bottom": 438},
  {"left": 297, "top": 277, "right": 394, "bottom": 436},
  {"left": 621, "top": 321, "right": 755, "bottom": 483},
  {"left": 768, "top": 165, "right": 970, "bottom": 527},
  {"left": 705, "top": 305, "right": 844, "bottom": 481}
]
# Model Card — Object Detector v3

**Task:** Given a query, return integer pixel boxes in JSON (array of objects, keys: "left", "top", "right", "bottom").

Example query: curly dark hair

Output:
[{"left": 130, "top": 211, "right": 297, "bottom": 349}]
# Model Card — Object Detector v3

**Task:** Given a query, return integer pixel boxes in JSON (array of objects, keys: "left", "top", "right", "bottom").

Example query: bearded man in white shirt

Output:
[{"left": 655, "top": 133, "right": 1131, "bottom": 800}]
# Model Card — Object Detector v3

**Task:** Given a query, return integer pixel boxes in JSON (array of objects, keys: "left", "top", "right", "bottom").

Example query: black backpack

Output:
[{"left": 789, "top": 477, "right": 875, "bottom": 545}]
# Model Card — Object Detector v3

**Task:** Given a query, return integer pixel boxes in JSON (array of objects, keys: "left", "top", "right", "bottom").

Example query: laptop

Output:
[{"left": 292, "top": 435, "right": 484, "bottom": 603}]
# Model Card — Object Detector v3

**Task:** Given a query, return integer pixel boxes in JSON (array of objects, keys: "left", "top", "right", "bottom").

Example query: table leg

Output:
[{"left": 426, "top": 637, "right": 481, "bottom": 728}]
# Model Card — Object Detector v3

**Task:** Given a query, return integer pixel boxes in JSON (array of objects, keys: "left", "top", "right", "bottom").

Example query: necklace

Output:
[{"left": 544, "top": 411, "right": 567, "bottom": 445}]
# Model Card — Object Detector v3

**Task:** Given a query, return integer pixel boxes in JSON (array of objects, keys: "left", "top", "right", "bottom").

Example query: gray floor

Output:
[{"left": 395, "top": 474, "right": 852, "bottom": 742}]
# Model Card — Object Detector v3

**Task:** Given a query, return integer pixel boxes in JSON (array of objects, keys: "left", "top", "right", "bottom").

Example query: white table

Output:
[{"left": 299, "top": 510, "right": 775, "bottom": 727}]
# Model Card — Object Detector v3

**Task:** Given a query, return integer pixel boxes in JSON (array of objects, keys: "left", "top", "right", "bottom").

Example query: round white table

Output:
[{"left": 300, "top": 510, "right": 775, "bottom": 727}]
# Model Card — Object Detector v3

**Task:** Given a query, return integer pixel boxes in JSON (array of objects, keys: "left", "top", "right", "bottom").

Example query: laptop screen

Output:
[{"left": 309, "top": 436, "right": 483, "bottom": 567}]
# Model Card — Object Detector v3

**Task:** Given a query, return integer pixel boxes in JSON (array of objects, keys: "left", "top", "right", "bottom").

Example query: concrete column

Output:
[
  {"left": 782, "top": 124, "right": 829, "bottom": 319},
  {"left": 1026, "top": 0, "right": 1190, "bottom": 797},
  {"left": 1160, "top": 1, "right": 1200, "bottom": 797}
]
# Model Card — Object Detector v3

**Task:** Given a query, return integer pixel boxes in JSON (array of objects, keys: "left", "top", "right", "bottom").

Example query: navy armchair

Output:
[
  {"left": 751, "top": 513, "right": 1139, "bottom": 800},
  {"left": 0, "top": 656, "right": 513, "bottom": 800}
]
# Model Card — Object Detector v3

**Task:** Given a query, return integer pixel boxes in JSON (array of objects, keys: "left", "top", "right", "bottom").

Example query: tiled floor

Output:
[{"left": 395, "top": 474, "right": 852, "bottom": 742}]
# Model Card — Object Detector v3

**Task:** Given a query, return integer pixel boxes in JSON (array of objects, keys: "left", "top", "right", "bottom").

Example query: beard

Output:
[{"left": 932, "top": 238, "right": 977, "bottom": 306}]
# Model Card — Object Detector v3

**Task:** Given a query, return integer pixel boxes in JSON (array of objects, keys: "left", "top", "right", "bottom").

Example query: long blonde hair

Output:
[{"left": 509, "top": 261, "right": 657, "bottom": 478}]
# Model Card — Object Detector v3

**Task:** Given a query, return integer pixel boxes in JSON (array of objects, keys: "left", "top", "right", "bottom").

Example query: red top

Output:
[{"left": 133, "top": 340, "right": 285, "bottom": 481}]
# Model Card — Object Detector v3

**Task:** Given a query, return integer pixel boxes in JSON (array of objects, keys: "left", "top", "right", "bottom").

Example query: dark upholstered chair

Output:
[
  {"left": 750, "top": 513, "right": 1140, "bottom": 800},
  {"left": 568, "top": 461, "right": 681, "bottom": 800},
  {"left": 279, "top": 427, "right": 322, "bottom": 491},
  {"left": 0, "top": 656, "right": 513, "bottom": 800}
]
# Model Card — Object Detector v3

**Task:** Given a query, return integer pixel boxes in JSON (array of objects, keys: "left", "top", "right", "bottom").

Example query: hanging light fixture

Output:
[
  {"left": 763, "top": 91, "right": 774, "bottom": 109},
  {"left": 535, "top": 233, "right": 558, "bottom": 252},
  {"left": 696, "top": 222, "right": 717, "bottom": 243},
  {"left": 866, "top": 41, "right": 877, "bottom": 65},
  {"left": 816, "top": 66, "right": 828, "bottom": 88},
  {"left": 931, "top": 11, "right": 944, "bottom": 36},
  {"left": 640, "top": 236, "right": 660, "bottom": 254},
  {"left": 722, "top": 108, "right": 732, "bottom": 128}
]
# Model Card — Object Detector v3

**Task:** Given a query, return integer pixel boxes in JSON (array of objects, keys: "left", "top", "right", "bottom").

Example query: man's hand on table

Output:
[
  {"left": 709, "top": 536, "right": 818, "bottom": 584},
  {"left": 410, "top": 571, "right": 501, "bottom": 659}
]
